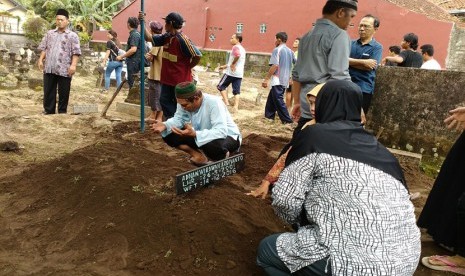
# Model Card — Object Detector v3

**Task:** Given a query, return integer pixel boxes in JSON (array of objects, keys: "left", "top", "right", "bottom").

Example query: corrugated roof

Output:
[
  {"left": 429, "top": 0, "right": 465, "bottom": 10},
  {"left": 3, "top": 0, "right": 27, "bottom": 12},
  {"left": 386, "top": 0, "right": 465, "bottom": 27}
]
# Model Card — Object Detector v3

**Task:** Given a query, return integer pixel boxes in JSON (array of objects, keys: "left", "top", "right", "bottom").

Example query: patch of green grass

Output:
[
  {"left": 132, "top": 185, "right": 143, "bottom": 193},
  {"left": 419, "top": 156, "right": 444, "bottom": 178},
  {"left": 72, "top": 175, "right": 82, "bottom": 184}
]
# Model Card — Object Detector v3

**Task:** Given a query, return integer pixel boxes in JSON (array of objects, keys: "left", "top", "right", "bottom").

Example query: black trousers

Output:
[
  {"left": 457, "top": 192, "right": 465, "bottom": 256},
  {"left": 163, "top": 133, "right": 240, "bottom": 161},
  {"left": 126, "top": 59, "right": 141, "bottom": 89},
  {"left": 43, "top": 73, "right": 72, "bottom": 114},
  {"left": 160, "top": 84, "right": 177, "bottom": 119},
  {"left": 362, "top": 92, "right": 373, "bottom": 114}
]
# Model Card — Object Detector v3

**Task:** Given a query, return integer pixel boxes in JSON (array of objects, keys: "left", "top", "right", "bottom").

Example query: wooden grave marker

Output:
[{"left": 175, "top": 153, "right": 245, "bottom": 195}]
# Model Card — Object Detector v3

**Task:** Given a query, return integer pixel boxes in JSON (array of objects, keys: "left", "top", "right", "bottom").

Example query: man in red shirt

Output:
[{"left": 140, "top": 12, "right": 202, "bottom": 119}]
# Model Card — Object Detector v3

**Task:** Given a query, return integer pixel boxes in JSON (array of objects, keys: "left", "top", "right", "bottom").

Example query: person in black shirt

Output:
[
  {"left": 101, "top": 30, "right": 123, "bottom": 93},
  {"left": 382, "top": 45, "right": 401, "bottom": 66},
  {"left": 116, "top": 17, "right": 142, "bottom": 89},
  {"left": 383, "top": 33, "right": 422, "bottom": 68}
]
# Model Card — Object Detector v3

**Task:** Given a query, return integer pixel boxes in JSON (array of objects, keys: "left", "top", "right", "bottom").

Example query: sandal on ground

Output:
[
  {"left": 188, "top": 158, "right": 212, "bottom": 167},
  {"left": 421, "top": 256, "right": 465, "bottom": 275}
]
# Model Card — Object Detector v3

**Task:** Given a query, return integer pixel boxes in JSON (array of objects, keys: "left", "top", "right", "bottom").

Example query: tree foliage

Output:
[
  {"left": 22, "top": 15, "right": 50, "bottom": 45},
  {"left": 28, "top": 0, "right": 124, "bottom": 34}
]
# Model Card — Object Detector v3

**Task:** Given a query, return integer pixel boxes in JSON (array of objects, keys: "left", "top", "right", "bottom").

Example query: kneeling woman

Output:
[{"left": 257, "top": 80, "right": 420, "bottom": 275}]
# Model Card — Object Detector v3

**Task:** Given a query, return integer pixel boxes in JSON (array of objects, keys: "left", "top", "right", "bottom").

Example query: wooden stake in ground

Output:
[
  {"left": 175, "top": 153, "right": 245, "bottom": 195},
  {"left": 101, "top": 79, "right": 127, "bottom": 117}
]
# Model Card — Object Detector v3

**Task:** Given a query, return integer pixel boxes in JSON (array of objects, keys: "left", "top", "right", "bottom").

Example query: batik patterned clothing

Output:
[
  {"left": 272, "top": 153, "right": 421, "bottom": 275},
  {"left": 38, "top": 28, "right": 81, "bottom": 78}
]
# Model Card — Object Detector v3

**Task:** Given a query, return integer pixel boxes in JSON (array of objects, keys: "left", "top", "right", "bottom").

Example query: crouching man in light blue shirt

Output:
[{"left": 151, "top": 81, "right": 242, "bottom": 166}]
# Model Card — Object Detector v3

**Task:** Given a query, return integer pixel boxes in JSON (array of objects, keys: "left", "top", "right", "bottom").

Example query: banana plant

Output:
[{"left": 41, "top": 0, "right": 123, "bottom": 33}]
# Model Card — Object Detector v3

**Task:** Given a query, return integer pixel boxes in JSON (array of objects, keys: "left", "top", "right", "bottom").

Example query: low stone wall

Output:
[
  {"left": 88, "top": 45, "right": 273, "bottom": 78},
  {"left": 446, "top": 25, "right": 465, "bottom": 72},
  {"left": 83, "top": 47, "right": 463, "bottom": 158},
  {"left": 0, "top": 33, "right": 28, "bottom": 54},
  {"left": 367, "top": 66, "right": 465, "bottom": 157},
  {"left": 199, "top": 49, "right": 270, "bottom": 78}
]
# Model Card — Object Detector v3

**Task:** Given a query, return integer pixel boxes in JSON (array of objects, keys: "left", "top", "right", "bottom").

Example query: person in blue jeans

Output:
[{"left": 101, "top": 30, "right": 123, "bottom": 92}]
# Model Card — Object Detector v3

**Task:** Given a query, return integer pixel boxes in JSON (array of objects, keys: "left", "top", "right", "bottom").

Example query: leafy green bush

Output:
[
  {"left": 78, "top": 32, "right": 92, "bottom": 45},
  {"left": 23, "top": 17, "right": 50, "bottom": 45}
]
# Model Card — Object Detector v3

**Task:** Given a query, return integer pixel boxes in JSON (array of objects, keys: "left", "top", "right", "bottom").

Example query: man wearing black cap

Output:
[
  {"left": 291, "top": 0, "right": 357, "bottom": 130},
  {"left": 38, "top": 8, "right": 81, "bottom": 114},
  {"left": 139, "top": 11, "right": 202, "bottom": 119},
  {"left": 150, "top": 82, "right": 241, "bottom": 166}
]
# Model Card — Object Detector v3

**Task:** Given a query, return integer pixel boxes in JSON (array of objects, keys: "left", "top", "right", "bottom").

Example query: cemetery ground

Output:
[{"left": 0, "top": 69, "right": 454, "bottom": 275}]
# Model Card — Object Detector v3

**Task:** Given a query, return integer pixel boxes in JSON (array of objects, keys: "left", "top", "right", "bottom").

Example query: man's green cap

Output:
[{"left": 175, "top": 81, "right": 197, "bottom": 99}]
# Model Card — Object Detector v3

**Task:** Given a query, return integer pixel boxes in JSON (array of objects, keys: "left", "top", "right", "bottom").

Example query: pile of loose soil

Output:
[
  {"left": 0, "top": 122, "right": 292, "bottom": 275},
  {"left": 0, "top": 65, "right": 450, "bottom": 274}
]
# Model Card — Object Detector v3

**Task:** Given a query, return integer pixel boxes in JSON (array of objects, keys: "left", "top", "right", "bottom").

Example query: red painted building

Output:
[{"left": 92, "top": 0, "right": 454, "bottom": 68}]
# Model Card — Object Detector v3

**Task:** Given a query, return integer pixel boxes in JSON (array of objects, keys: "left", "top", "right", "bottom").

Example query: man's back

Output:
[
  {"left": 293, "top": 18, "right": 351, "bottom": 119},
  {"left": 270, "top": 44, "right": 294, "bottom": 88},
  {"left": 421, "top": 58, "right": 441, "bottom": 70},
  {"left": 160, "top": 33, "right": 197, "bottom": 86},
  {"left": 148, "top": 46, "right": 163, "bottom": 81},
  {"left": 293, "top": 19, "right": 351, "bottom": 84}
]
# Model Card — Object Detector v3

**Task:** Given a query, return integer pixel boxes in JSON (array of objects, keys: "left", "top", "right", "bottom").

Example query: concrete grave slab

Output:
[{"left": 72, "top": 104, "right": 98, "bottom": 114}]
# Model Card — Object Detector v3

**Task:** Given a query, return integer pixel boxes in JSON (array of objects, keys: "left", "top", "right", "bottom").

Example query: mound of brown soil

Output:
[
  {"left": 0, "top": 121, "right": 441, "bottom": 275},
  {"left": 0, "top": 122, "right": 290, "bottom": 275}
]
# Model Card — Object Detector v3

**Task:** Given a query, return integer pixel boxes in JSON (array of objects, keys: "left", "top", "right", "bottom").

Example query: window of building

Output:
[
  {"left": 236, "top": 23, "right": 243, "bottom": 33},
  {"left": 259, "top": 23, "right": 267, "bottom": 34},
  {"left": 209, "top": 33, "right": 216, "bottom": 42}
]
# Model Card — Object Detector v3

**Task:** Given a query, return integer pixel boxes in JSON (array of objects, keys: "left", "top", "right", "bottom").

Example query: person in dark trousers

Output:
[
  {"left": 349, "top": 14, "right": 382, "bottom": 114},
  {"left": 383, "top": 33, "right": 423, "bottom": 68},
  {"left": 139, "top": 11, "right": 202, "bottom": 119},
  {"left": 150, "top": 82, "right": 241, "bottom": 166},
  {"left": 419, "top": 106, "right": 465, "bottom": 275},
  {"left": 38, "top": 8, "right": 81, "bottom": 114},
  {"left": 291, "top": 0, "right": 357, "bottom": 136},
  {"left": 116, "top": 17, "right": 142, "bottom": 89},
  {"left": 262, "top": 32, "right": 295, "bottom": 124},
  {"left": 256, "top": 80, "right": 420, "bottom": 275}
]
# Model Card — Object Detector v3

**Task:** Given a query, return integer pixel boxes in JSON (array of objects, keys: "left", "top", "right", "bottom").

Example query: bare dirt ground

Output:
[{"left": 0, "top": 69, "right": 454, "bottom": 275}]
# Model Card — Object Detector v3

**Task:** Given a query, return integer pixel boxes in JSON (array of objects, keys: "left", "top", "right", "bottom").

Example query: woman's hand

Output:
[{"left": 246, "top": 180, "right": 271, "bottom": 199}]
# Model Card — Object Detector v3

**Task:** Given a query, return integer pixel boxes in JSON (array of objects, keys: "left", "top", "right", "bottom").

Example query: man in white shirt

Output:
[
  {"left": 151, "top": 82, "right": 241, "bottom": 166},
  {"left": 217, "top": 33, "right": 246, "bottom": 112},
  {"left": 420, "top": 44, "right": 441, "bottom": 70}
]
